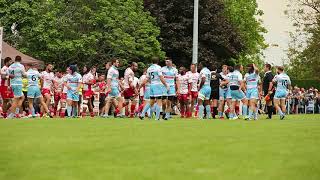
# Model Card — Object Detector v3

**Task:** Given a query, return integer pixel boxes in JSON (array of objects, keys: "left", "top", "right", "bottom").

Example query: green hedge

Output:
[{"left": 291, "top": 80, "right": 320, "bottom": 89}]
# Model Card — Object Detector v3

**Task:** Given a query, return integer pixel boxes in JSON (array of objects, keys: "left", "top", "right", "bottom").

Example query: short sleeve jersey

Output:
[
  {"left": 27, "top": 69, "right": 40, "bottom": 87},
  {"left": 146, "top": 64, "right": 163, "bottom": 85},
  {"left": 161, "top": 66, "right": 178, "bottom": 86},
  {"left": 8, "top": 62, "right": 26, "bottom": 86},
  {"left": 107, "top": 66, "right": 119, "bottom": 88}
]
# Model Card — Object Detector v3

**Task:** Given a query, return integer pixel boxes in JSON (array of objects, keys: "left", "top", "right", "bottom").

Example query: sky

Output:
[{"left": 257, "top": 0, "right": 294, "bottom": 65}]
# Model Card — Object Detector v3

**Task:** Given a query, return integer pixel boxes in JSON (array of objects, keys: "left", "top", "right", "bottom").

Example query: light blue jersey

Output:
[
  {"left": 227, "top": 70, "right": 243, "bottom": 87},
  {"left": 273, "top": 73, "right": 291, "bottom": 99},
  {"left": 27, "top": 69, "right": 40, "bottom": 87},
  {"left": 65, "top": 72, "right": 82, "bottom": 101},
  {"left": 198, "top": 67, "right": 212, "bottom": 100},
  {"left": 161, "top": 66, "right": 178, "bottom": 96},
  {"left": 8, "top": 62, "right": 26, "bottom": 86},
  {"left": 26, "top": 69, "right": 42, "bottom": 98},
  {"left": 226, "top": 70, "right": 245, "bottom": 101},
  {"left": 147, "top": 64, "right": 164, "bottom": 97},
  {"left": 107, "top": 66, "right": 120, "bottom": 97},
  {"left": 244, "top": 73, "right": 260, "bottom": 99}
]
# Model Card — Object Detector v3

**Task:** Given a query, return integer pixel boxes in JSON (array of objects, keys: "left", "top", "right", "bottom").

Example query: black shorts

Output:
[
  {"left": 210, "top": 89, "right": 219, "bottom": 100},
  {"left": 99, "top": 93, "right": 106, "bottom": 109}
]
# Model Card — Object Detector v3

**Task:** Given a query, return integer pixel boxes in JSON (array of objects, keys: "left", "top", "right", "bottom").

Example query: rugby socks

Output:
[
  {"left": 165, "top": 112, "right": 170, "bottom": 119},
  {"left": 198, "top": 105, "right": 204, "bottom": 119},
  {"left": 249, "top": 109, "right": 253, "bottom": 119},
  {"left": 130, "top": 104, "right": 136, "bottom": 117},
  {"left": 218, "top": 111, "right": 223, "bottom": 118},
  {"left": 242, "top": 105, "right": 248, "bottom": 117},
  {"left": 154, "top": 104, "right": 160, "bottom": 120},
  {"left": 15, "top": 108, "right": 20, "bottom": 115},
  {"left": 67, "top": 106, "right": 72, "bottom": 117},
  {"left": 205, "top": 105, "right": 211, "bottom": 119},
  {"left": 141, "top": 103, "right": 150, "bottom": 118},
  {"left": 267, "top": 106, "right": 273, "bottom": 118},
  {"left": 72, "top": 106, "right": 78, "bottom": 117},
  {"left": 277, "top": 106, "right": 284, "bottom": 116}
]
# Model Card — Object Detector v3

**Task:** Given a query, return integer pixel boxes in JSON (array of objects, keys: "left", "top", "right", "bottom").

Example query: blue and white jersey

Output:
[
  {"left": 273, "top": 73, "right": 291, "bottom": 91},
  {"left": 199, "top": 67, "right": 211, "bottom": 86},
  {"left": 26, "top": 69, "right": 40, "bottom": 87},
  {"left": 146, "top": 64, "right": 163, "bottom": 85},
  {"left": 161, "top": 66, "right": 178, "bottom": 86},
  {"left": 8, "top": 62, "right": 26, "bottom": 86},
  {"left": 65, "top": 72, "right": 82, "bottom": 91},
  {"left": 244, "top": 73, "right": 260, "bottom": 89},
  {"left": 227, "top": 70, "right": 243, "bottom": 87},
  {"left": 107, "top": 66, "right": 119, "bottom": 88}
]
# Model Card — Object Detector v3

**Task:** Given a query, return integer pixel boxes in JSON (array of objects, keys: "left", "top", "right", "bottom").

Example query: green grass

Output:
[{"left": 0, "top": 115, "right": 320, "bottom": 180}]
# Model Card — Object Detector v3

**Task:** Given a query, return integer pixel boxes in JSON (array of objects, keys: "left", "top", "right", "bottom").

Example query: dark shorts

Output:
[
  {"left": 99, "top": 93, "right": 106, "bottom": 109},
  {"left": 210, "top": 89, "right": 219, "bottom": 100}
]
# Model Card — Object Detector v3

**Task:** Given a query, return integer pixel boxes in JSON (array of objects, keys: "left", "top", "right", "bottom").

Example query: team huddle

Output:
[{"left": 0, "top": 55, "right": 292, "bottom": 120}]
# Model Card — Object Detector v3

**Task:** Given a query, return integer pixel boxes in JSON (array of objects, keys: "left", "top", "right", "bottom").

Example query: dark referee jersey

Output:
[
  {"left": 210, "top": 71, "right": 224, "bottom": 92},
  {"left": 263, "top": 71, "right": 274, "bottom": 95}
]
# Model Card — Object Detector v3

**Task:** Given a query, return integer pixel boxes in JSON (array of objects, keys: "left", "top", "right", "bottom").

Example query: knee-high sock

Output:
[
  {"left": 154, "top": 104, "right": 160, "bottom": 120},
  {"left": 198, "top": 105, "right": 204, "bottom": 119},
  {"left": 141, "top": 103, "right": 150, "bottom": 118},
  {"left": 130, "top": 104, "right": 136, "bottom": 115},
  {"left": 205, "top": 105, "right": 211, "bottom": 119},
  {"left": 267, "top": 106, "right": 273, "bottom": 118},
  {"left": 72, "top": 106, "right": 78, "bottom": 117},
  {"left": 67, "top": 106, "right": 72, "bottom": 117},
  {"left": 218, "top": 111, "right": 223, "bottom": 118},
  {"left": 249, "top": 109, "right": 253, "bottom": 119},
  {"left": 277, "top": 106, "right": 284, "bottom": 116},
  {"left": 242, "top": 105, "right": 248, "bottom": 117}
]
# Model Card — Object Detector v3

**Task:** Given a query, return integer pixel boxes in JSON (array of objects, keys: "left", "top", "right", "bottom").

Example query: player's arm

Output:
[
  {"left": 253, "top": 64, "right": 259, "bottom": 74},
  {"left": 175, "top": 74, "right": 180, "bottom": 95},
  {"left": 77, "top": 77, "right": 83, "bottom": 92},
  {"left": 199, "top": 76, "right": 206, "bottom": 90},
  {"left": 159, "top": 70, "right": 169, "bottom": 90}
]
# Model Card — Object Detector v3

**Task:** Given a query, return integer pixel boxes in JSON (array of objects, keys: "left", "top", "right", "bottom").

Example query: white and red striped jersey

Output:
[
  {"left": 82, "top": 72, "right": 94, "bottom": 91},
  {"left": 1, "top": 66, "right": 10, "bottom": 86},
  {"left": 41, "top": 71, "right": 55, "bottom": 89},
  {"left": 54, "top": 76, "right": 64, "bottom": 93},
  {"left": 178, "top": 74, "right": 190, "bottom": 95},
  {"left": 124, "top": 68, "right": 134, "bottom": 89},
  {"left": 187, "top": 71, "right": 199, "bottom": 92}
]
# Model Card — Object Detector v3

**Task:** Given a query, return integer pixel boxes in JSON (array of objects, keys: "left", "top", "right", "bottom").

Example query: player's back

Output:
[
  {"left": 147, "top": 64, "right": 162, "bottom": 85},
  {"left": 27, "top": 69, "right": 40, "bottom": 87},
  {"left": 227, "top": 71, "right": 242, "bottom": 87},
  {"left": 275, "top": 73, "right": 291, "bottom": 91},
  {"left": 245, "top": 73, "right": 260, "bottom": 89},
  {"left": 200, "top": 67, "right": 211, "bottom": 86},
  {"left": 8, "top": 62, "right": 25, "bottom": 85}
]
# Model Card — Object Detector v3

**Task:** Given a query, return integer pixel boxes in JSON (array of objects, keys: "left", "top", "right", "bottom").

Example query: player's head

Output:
[
  {"left": 15, "top": 56, "right": 22, "bottom": 62},
  {"left": 179, "top": 66, "right": 186, "bottom": 75},
  {"left": 4, "top": 57, "right": 13, "bottom": 66},
  {"left": 105, "top": 62, "right": 111, "bottom": 71},
  {"left": 69, "top": 65, "right": 77, "bottom": 74},
  {"left": 91, "top": 66, "right": 97, "bottom": 73},
  {"left": 276, "top": 66, "right": 284, "bottom": 74},
  {"left": 234, "top": 64, "right": 241, "bottom": 71},
  {"left": 131, "top": 62, "right": 138, "bottom": 72},
  {"left": 99, "top": 74, "right": 105, "bottom": 81},
  {"left": 222, "top": 65, "right": 228, "bottom": 73},
  {"left": 46, "top": 64, "right": 54, "bottom": 72},
  {"left": 165, "top": 57, "right": 173, "bottom": 67},
  {"left": 198, "top": 61, "right": 205, "bottom": 70},
  {"left": 228, "top": 66, "right": 234, "bottom": 73},
  {"left": 211, "top": 64, "right": 218, "bottom": 72},
  {"left": 246, "top": 64, "right": 254, "bottom": 74},
  {"left": 190, "top": 64, "right": 197, "bottom": 72},
  {"left": 111, "top": 58, "right": 120, "bottom": 68},
  {"left": 56, "top": 71, "right": 62, "bottom": 78},
  {"left": 151, "top": 56, "right": 159, "bottom": 64},
  {"left": 264, "top": 63, "right": 272, "bottom": 72}
]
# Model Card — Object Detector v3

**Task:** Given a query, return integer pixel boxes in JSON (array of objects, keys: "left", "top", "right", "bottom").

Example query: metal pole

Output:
[
  {"left": 0, "top": 27, "right": 3, "bottom": 68},
  {"left": 192, "top": 0, "right": 199, "bottom": 65}
]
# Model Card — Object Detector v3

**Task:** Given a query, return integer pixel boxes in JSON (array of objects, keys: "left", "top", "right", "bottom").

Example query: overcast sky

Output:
[{"left": 257, "top": 0, "right": 294, "bottom": 65}]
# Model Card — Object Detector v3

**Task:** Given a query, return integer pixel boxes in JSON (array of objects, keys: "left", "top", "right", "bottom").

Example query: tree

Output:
[
  {"left": 144, "top": 0, "right": 246, "bottom": 67},
  {"left": 0, "top": 0, "right": 164, "bottom": 70},
  {"left": 144, "top": 0, "right": 266, "bottom": 68},
  {"left": 285, "top": 0, "right": 320, "bottom": 79}
]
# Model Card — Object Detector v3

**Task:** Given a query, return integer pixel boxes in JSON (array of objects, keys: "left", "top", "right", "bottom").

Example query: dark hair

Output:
[
  {"left": 4, "top": 57, "right": 12, "bottom": 64},
  {"left": 247, "top": 64, "right": 254, "bottom": 74},
  {"left": 265, "top": 63, "right": 272, "bottom": 70},
  {"left": 15, "top": 56, "right": 22, "bottom": 62},
  {"left": 277, "top": 66, "right": 284, "bottom": 72},
  {"left": 234, "top": 64, "right": 241, "bottom": 71},
  {"left": 111, "top": 58, "right": 118, "bottom": 65},
  {"left": 151, "top": 56, "right": 159, "bottom": 64},
  {"left": 69, "top": 65, "right": 77, "bottom": 74},
  {"left": 228, "top": 66, "right": 234, "bottom": 72},
  {"left": 27, "top": 63, "right": 34, "bottom": 67}
]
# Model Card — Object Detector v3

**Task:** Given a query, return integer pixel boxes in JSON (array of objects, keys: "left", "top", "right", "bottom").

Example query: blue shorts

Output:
[
  {"left": 166, "top": 85, "right": 176, "bottom": 96},
  {"left": 227, "top": 89, "right": 246, "bottom": 101},
  {"left": 67, "top": 89, "right": 80, "bottom": 102},
  {"left": 198, "top": 85, "right": 211, "bottom": 100},
  {"left": 246, "top": 88, "right": 259, "bottom": 99},
  {"left": 108, "top": 87, "right": 120, "bottom": 98},
  {"left": 219, "top": 87, "right": 228, "bottom": 100},
  {"left": 274, "top": 89, "right": 288, "bottom": 99},
  {"left": 27, "top": 86, "right": 42, "bottom": 99},
  {"left": 12, "top": 85, "right": 23, "bottom": 98},
  {"left": 144, "top": 87, "right": 150, "bottom": 100},
  {"left": 150, "top": 84, "right": 164, "bottom": 98}
]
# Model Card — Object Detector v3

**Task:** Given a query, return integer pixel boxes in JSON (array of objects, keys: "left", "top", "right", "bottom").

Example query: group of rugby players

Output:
[{"left": 0, "top": 55, "right": 291, "bottom": 120}]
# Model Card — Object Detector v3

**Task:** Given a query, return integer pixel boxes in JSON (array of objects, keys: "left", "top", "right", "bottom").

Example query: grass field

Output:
[{"left": 0, "top": 115, "right": 319, "bottom": 180}]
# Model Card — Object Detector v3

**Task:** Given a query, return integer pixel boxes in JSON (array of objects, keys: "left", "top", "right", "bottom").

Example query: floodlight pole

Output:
[
  {"left": 192, "top": 0, "right": 199, "bottom": 65},
  {"left": 0, "top": 27, "right": 3, "bottom": 68}
]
